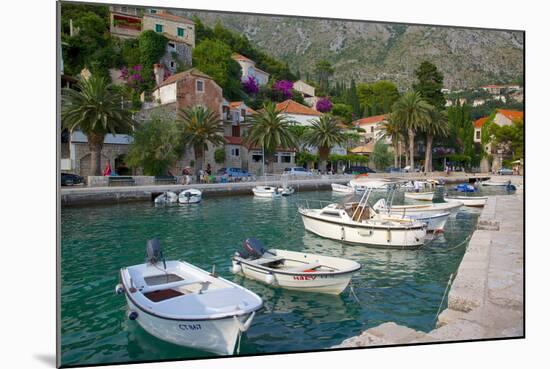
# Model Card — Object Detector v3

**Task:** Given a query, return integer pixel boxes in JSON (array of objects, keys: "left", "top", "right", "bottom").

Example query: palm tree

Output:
[
  {"left": 304, "top": 114, "right": 347, "bottom": 173},
  {"left": 391, "top": 91, "right": 433, "bottom": 169},
  {"left": 61, "top": 75, "right": 135, "bottom": 175},
  {"left": 244, "top": 102, "right": 297, "bottom": 174},
  {"left": 178, "top": 106, "right": 225, "bottom": 177},
  {"left": 423, "top": 109, "right": 450, "bottom": 172},
  {"left": 379, "top": 115, "right": 403, "bottom": 168}
]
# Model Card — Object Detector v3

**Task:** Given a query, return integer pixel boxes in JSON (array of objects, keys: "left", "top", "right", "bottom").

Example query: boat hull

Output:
[
  {"left": 252, "top": 187, "right": 281, "bottom": 198},
  {"left": 125, "top": 295, "right": 251, "bottom": 355},
  {"left": 444, "top": 196, "right": 487, "bottom": 207},
  {"left": 300, "top": 210, "right": 425, "bottom": 249},
  {"left": 178, "top": 196, "right": 201, "bottom": 204},
  {"left": 400, "top": 212, "right": 450, "bottom": 232},
  {"left": 404, "top": 192, "right": 434, "bottom": 201},
  {"left": 331, "top": 183, "right": 355, "bottom": 194},
  {"left": 379, "top": 201, "right": 463, "bottom": 217},
  {"left": 235, "top": 262, "right": 353, "bottom": 294}
]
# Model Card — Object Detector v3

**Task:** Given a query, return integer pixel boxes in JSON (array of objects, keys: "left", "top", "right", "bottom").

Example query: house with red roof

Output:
[
  {"left": 472, "top": 109, "right": 523, "bottom": 159},
  {"left": 232, "top": 53, "right": 270, "bottom": 86},
  {"left": 473, "top": 117, "right": 489, "bottom": 143},
  {"left": 275, "top": 99, "right": 321, "bottom": 126},
  {"left": 352, "top": 114, "right": 389, "bottom": 144}
]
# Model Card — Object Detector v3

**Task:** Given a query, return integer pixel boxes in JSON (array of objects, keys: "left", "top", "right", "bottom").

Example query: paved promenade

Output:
[{"left": 333, "top": 190, "right": 524, "bottom": 347}]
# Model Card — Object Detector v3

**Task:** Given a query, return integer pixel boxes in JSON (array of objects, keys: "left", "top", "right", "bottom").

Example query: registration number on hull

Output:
[{"left": 179, "top": 323, "right": 202, "bottom": 331}]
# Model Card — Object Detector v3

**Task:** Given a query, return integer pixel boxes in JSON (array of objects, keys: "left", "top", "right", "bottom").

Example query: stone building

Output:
[
  {"left": 231, "top": 53, "right": 270, "bottom": 86},
  {"left": 108, "top": 6, "right": 194, "bottom": 73},
  {"left": 139, "top": 67, "right": 225, "bottom": 174},
  {"left": 61, "top": 131, "right": 133, "bottom": 176}
]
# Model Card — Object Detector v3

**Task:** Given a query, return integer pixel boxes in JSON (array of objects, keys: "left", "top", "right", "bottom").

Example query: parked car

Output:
[
  {"left": 344, "top": 166, "right": 376, "bottom": 175},
  {"left": 385, "top": 167, "right": 403, "bottom": 173},
  {"left": 282, "top": 167, "right": 312, "bottom": 176},
  {"left": 217, "top": 167, "right": 252, "bottom": 178},
  {"left": 497, "top": 168, "right": 514, "bottom": 175},
  {"left": 61, "top": 173, "right": 84, "bottom": 186}
]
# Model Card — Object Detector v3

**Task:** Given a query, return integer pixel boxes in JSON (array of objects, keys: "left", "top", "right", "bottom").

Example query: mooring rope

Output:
[
  {"left": 433, "top": 272, "right": 455, "bottom": 324},
  {"left": 349, "top": 283, "right": 361, "bottom": 304}
]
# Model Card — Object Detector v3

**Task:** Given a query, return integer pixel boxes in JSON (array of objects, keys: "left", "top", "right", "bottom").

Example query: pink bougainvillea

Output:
[
  {"left": 273, "top": 80, "right": 294, "bottom": 99},
  {"left": 119, "top": 65, "right": 145, "bottom": 90},
  {"left": 316, "top": 97, "right": 333, "bottom": 112},
  {"left": 242, "top": 76, "right": 260, "bottom": 95}
]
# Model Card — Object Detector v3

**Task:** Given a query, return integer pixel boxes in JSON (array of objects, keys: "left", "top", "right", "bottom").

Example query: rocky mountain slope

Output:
[{"left": 174, "top": 9, "right": 524, "bottom": 89}]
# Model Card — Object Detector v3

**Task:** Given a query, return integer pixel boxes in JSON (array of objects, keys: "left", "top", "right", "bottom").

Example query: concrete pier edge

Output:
[
  {"left": 332, "top": 180, "right": 524, "bottom": 348},
  {"left": 60, "top": 172, "right": 504, "bottom": 206}
]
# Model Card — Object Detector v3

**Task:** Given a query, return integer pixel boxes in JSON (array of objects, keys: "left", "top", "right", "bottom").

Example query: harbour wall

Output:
[
  {"left": 60, "top": 172, "right": 515, "bottom": 207},
  {"left": 333, "top": 188, "right": 524, "bottom": 348}
]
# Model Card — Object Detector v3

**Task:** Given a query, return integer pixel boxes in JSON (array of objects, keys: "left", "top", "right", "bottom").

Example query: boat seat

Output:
[
  {"left": 285, "top": 262, "right": 321, "bottom": 273},
  {"left": 140, "top": 277, "right": 202, "bottom": 294},
  {"left": 250, "top": 257, "right": 285, "bottom": 266}
]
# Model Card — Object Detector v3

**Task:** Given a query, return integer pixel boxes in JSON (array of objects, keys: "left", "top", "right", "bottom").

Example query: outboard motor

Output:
[
  {"left": 242, "top": 238, "right": 267, "bottom": 260},
  {"left": 146, "top": 238, "right": 166, "bottom": 269}
]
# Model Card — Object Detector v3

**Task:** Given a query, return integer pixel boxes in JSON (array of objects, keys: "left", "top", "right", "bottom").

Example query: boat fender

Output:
[
  {"left": 128, "top": 311, "right": 138, "bottom": 320},
  {"left": 265, "top": 273, "right": 275, "bottom": 285},
  {"left": 115, "top": 284, "right": 124, "bottom": 295},
  {"left": 231, "top": 263, "right": 242, "bottom": 274}
]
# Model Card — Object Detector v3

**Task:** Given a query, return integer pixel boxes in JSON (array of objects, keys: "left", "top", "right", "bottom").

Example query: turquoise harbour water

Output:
[{"left": 60, "top": 186, "right": 510, "bottom": 366}]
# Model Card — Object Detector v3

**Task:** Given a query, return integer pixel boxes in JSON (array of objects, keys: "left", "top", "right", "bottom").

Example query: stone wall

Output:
[{"left": 73, "top": 142, "right": 131, "bottom": 176}]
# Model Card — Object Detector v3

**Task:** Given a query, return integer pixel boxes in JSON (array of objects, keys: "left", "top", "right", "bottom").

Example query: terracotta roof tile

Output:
[
  {"left": 496, "top": 109, "right": 524, "bottom": 122},
  {"left": 225, "top": 136, "right": 242, "bottom": 145},
  {"left": 275, "top": 100, "right": 321, "bottom": 116},
  {"left": 231, "top": 53, "right": 254, "bottom": 63},
  {"left": 350, "top": 143, "right": 375, "bottom": 154},
  {"left": 353, "top": 114, "right": 388, "bottom": 126},
  {"left": 473, "top": 117, "right": 488, "bottom": 128}
]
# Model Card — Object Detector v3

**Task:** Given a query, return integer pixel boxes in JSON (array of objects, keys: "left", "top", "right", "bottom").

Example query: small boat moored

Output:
[
  {"left": 277, "top": 186, "right": 295, "bottom": 196},
  {"left": 454, "top": 184, "right": 477, "bottom": 192},
  {"left": 444, "top": 195, "right": 488, "bottom": 207},
  {"left": 372, "top": 198, "right": 463, "bottom": 216},
  {"left": 116, "top": 239, "right": 263, "bottom": 355},
  {"left": 331, "top": 183, "right": 355, "bottom": 194},
  {"left": 178, "top": 189, "right": 202, "bottom": 204},
  {"left": 299, "top": 189, "right": 427, "bottom": 249},
  {"left": 372, "top": 199, "right": 450, "bottom": 232},
  {"left": 154, "top": 191, "right": 178, "bottom": 204},
  {"left": 252, "top": 186, "right": 282, "bottom": 198},
  {"left": 231, "top": 238, "right": 361, "bottom": 294},
  {"left": 404, "top": 191, "right": 435, "bottom": 201}
]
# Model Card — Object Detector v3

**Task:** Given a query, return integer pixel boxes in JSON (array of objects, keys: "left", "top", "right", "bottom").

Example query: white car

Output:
[{"left": 282, "top": 167, "right": 313, "bottom": 176}]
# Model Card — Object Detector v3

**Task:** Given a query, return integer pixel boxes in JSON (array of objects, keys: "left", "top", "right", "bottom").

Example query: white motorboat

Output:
[
  {"left": 178, "top": 189, "right": 202, "bottom": 204},
  {"left": 372, "top": 198, "right": 463, "bottom": 216},
  {"left": 115, "top": 239, "right": 263, "bottom": 356},
  {"left": 331, "top": 183, "right": 355, "bottom": 194},
  {"left": 252, "top": 186, "right": 282, "bottom": 198},
  {"left": 370, "top": 199, "right": 449, "bottom": 232},
  {"left": 231, "top": 238, "right": 361, "bottom": 295},
  {"left": 154, "top": 191, "right": 178, "bottom": 204},
  {"left": 481, "top": 180, "right": 508, "bottom": 186},
  {"left": 298, "top": 189, "right": 427, "bottom": 249},
  {"left": 348, "top": 177, "right": 392, "bottom": 192},
  {"left": 277, "top": 186, "right": 295, "bottom": 196},
  {"left": 444, "top": 195, "right": 488, "bottom": 207},
  {"left": 404, "top": 191, "right": 435, "bottom": 201}
]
